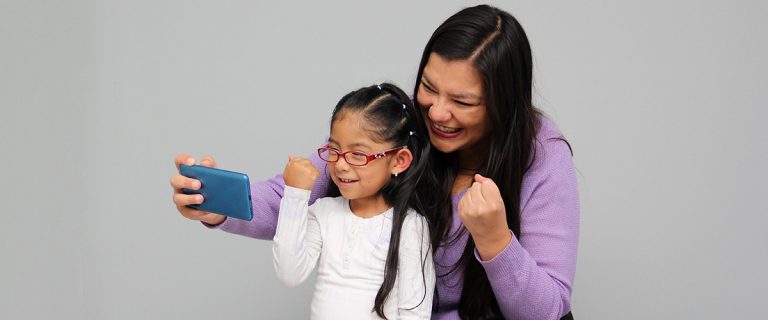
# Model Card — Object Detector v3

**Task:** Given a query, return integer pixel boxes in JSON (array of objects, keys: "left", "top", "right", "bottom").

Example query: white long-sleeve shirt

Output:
[{"left": 273, "top": 186, "right": 435, "bottom": 320}]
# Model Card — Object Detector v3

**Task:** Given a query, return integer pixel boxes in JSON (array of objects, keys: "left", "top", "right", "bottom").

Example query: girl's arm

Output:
[
  {"left": 397, "top": 213, "right": 435, "bottom": 319},
  {"left": 208, "top": 151, "right": 330, "bottom": 240},
  {"left": 481, "top": 138, "right": 579, "bottom": 320},
  {"left": 272, "top": 186, "right": 323, "bottom": 287}
]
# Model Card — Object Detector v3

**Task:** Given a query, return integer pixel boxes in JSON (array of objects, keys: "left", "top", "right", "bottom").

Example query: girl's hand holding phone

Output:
[
  {"left": 283, "top": 155, "right": 320, "bottom": 190},
  {"left": 171, "top": 154, "right": 227, "bottom": 225}
]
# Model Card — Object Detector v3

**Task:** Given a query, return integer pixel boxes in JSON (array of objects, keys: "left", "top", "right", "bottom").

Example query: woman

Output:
[{"left": 171, "top": 5, "right": 578, "bottom": 320}]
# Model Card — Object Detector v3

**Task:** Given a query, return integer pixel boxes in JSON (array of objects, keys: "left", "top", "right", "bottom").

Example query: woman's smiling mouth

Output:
[{"left": 431, "top": 122, "right": 462, "bottom": 138}]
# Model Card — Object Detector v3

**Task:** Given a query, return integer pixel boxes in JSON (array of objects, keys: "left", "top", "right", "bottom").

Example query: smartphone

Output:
[{"left": 179, "top": 164, "right": 253, "bottom": 221}]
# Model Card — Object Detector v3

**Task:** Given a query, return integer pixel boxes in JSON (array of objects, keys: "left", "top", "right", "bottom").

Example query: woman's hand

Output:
[
  {"left": 283, "top": 155, "right": 320, "bottom": 190},
  {"left": 458, "top": 174, "right": 513, "bottom": 261},
  {"left": 170, "top": 154, "right": 227, "bottom": 225}
]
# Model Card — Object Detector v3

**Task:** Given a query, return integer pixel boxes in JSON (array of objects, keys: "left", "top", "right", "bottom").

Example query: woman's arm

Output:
[
  {"left": 397, "top": 214, "right": 435, "bottom": 319},
  {"left": 207, "top": 152, "right": 330, "bottom": 240},
  {"left": 272, "top": 186, "right": 324, "bottom": 287},
  {"left": 480, "top": 138, "right": 579, "bottom": 320}
]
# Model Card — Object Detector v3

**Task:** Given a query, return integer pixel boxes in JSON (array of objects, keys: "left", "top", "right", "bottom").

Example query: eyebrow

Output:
[
  {"left": 327, "top": 138, "right": 371, "bottom": 150},
  {"left": 421, "top": 74, "right": 483, "bottom": 100}
]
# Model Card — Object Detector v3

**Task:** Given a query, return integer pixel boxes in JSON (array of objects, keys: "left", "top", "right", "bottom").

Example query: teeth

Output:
[
  {"left": 339, "top": 178, "right": 356, "bottom": 183},
  {"left": 434, "top": 123, "right": 460, "bottom": 133}
]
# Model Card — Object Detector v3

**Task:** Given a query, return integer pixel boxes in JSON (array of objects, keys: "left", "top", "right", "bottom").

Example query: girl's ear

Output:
[{"left": 391, "top": 148, "right": 413, "bottom": 175}]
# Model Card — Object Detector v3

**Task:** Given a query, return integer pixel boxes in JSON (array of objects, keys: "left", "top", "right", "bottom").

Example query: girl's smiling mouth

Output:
[{"left": 337, "top": 177, "right": 359, "bottom": 184}]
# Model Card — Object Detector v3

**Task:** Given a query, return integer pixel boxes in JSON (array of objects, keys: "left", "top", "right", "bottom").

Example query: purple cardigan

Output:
[{"left": 211, "top": 116, "right": 579, "bottom": 320}]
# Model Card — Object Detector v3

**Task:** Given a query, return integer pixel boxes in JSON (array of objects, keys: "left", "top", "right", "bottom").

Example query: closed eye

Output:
[
  {"left": 421, "top": 82, "right": 436, "bottom": 94},
  {"left": 455, "top": 100, "right": 473, "bottom": 106}
]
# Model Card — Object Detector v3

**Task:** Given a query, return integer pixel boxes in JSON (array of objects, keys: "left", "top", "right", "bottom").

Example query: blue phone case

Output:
[{"left": 179, "top": 164, "right": 253, "bottom": 221}]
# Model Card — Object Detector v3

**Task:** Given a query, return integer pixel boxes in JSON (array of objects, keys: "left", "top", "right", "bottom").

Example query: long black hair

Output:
[
  {"left": 412, "top": 5, "right": 542, "bottom": 319},
  {"left": 325, "top": 83, "right": 433, "bottom": 319}
]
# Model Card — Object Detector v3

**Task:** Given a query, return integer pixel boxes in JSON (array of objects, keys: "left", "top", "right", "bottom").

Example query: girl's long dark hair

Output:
[
  {"left": 325, "top": 83, "right": 432, "bottom": 319},
  {"left": 412, "top": 5, "right": 541, "bottom": 319}
]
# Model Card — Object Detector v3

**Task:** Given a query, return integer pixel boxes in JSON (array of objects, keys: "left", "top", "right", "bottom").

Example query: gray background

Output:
[{"left": 1, "top": 0, "right": 766, "bottom": 319}]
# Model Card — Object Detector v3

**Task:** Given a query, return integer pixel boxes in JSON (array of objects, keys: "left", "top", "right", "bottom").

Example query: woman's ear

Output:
[{"left": 391, "top": 148, "right": 413, "bottom": 176}]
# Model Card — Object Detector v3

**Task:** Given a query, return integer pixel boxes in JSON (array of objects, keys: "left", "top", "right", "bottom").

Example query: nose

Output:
[
  {"left": 428, "top": 98, "right": 452, "bottom": 123},
  {"left": 334, "top": 156, "right": 351, "bottom": 172}
]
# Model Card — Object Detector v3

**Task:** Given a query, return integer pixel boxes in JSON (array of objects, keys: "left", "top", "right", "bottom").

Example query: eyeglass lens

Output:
[{"left": 319, "top": 149, "right": 369, "bottom": 166}]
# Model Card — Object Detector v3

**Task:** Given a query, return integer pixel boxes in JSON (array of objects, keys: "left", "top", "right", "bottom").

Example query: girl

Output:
[{"left": 271, "top": 83, "right": 435, "bottom": 319}]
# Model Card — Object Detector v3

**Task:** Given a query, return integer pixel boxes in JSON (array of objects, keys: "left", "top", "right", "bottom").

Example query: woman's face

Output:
[{"left": 416, "top": 52, "right": 491, "bottom": 156}]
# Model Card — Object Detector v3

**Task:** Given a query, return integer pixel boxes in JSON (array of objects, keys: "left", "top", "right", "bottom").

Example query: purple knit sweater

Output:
[{"left": 211, "top": 116, "right": 579, "bottom": 320}]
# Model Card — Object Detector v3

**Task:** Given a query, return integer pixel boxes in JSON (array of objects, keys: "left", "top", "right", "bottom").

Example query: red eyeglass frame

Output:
[{"left": 317, "top": 145, "right": 406, "bottom": 166}]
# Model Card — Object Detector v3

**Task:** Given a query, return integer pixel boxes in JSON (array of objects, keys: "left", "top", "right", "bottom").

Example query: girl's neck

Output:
[{"left": 348, "top": 194, "right": 391, "bottom": 219}]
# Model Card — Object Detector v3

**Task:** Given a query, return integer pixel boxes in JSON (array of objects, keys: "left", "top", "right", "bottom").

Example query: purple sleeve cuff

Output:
[
  {"left": 200, "top": 217, "right": 228, "bottom": 229},
  {"left": 474, "top": 230, "right": 528, "bottom": 273}
]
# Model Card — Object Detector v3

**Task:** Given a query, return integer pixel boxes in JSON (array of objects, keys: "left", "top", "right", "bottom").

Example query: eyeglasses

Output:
[{"left": 317, "top": 145, "right": 405, "bottom": 166}]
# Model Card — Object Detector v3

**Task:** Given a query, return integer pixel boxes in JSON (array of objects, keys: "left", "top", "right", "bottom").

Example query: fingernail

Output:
[
  {"left": 196, "top": 195, "right": 204, "bottom": 203},
  {"left": 186, "top": 158, "right": 195, "bottom": 165},
  {"left": 191, "top": 181, "right": 200, "bottom": 189}
]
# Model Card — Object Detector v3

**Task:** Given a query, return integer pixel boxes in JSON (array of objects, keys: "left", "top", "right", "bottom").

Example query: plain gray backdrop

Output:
[{"left": 1, "top": 0, "right": 766, "bottom": 319}]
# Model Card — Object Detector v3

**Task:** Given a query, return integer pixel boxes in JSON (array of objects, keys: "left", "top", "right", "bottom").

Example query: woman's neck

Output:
[
  {"left": 453, "top": 143, "right": 488, "bottom": 196},
  {"left": 452, "top": 172, "right": 476, "bottom": 196},
  {"left": 348, "top": 194, "right": 391, "bottom": 219},
  {"left": 456, "top": 140, "right": 488, "bottom": 172}
]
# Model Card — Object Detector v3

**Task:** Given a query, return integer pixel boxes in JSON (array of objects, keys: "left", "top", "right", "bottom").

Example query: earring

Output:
[{"left": 393, "top": 172, "right": 399, "bottom": 177}]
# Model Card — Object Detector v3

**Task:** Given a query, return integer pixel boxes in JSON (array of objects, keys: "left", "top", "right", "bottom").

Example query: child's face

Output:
[{"left": 327, "top": 112, "right": 398, "bottom": 202}]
